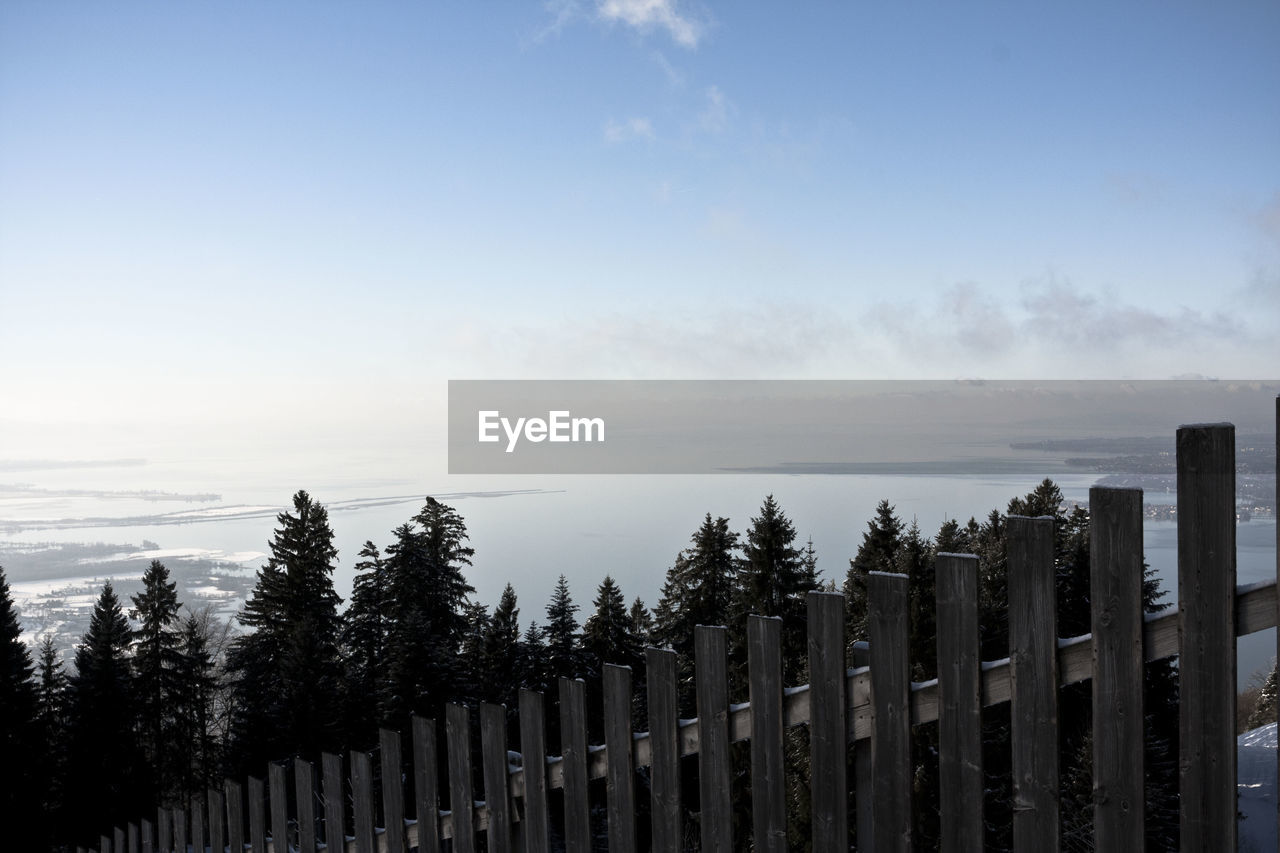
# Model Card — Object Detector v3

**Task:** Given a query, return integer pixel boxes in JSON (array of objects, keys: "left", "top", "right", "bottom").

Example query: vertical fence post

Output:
[
  {"left": 226, "top": 779, "right": 244, "bottom": 853},
  {"left": 1177, "top": 423, "right": 1237, "bottom": 852},
  {"left": 157, "top": 808, "right": 171, "bottom": 853},
  {"left": 190, "top": 795, "right": 205, "bottom": 853},
  {"left": 294, "top": 757, "right": 316, "bottom": 853},
  {"left": 352, "top": 750, "right": 376, "bottom": 853},
  {"left": 518, "top": 689, "right": 549, "bottom": 853},
  {"left": 851, "top": 640, "right": 873, "bottom": 853},
  {"left": 379, "top": 729, "right": 406, "bottom": 853},
  {"left": 807, "top": 592, "right": 848, "bottom": 853},
  {"left": 322, "top": 753, "right": 345, "bottom": 853},
  {"left": 695, "top": 624, "right": 732, "bottom": 853},
  {"left": 748, "top": 615, "right": 786, "bottom": 852},
  {"left": 868, "top": 571, "right": 911, "bottom": 853},
  {"left": 446, "top": 704, "right": 477, "bottom": 853},
  {"left": 1008, "top": 515, "right": 1059, "bottom": 852},
  {"left": 140, "top": 818, "right": 153, "bottom": 853},
  {"left": 480, "top": 704, "right": 513, "bottom": 853},
  {"left": 208, "top": 787, "right": 225, "bottom": 853},
  {"left": 411, "top": 717, "right": 440, "bottom": 853},
  {"left": 174, "top": 799, "right": 188, "bottom": 850},
  {"left": 604, "top": 663, "right": 637, "bottom": 853},
  {"left": 248, "top": 776, "right": 265, "bottom": 853},
  {"left": 1275, "top": 397, "right": 1279, "bottom": 847},
  {"left": 558, "top": 677, "right": 590, "bottom": 853},
  {"left": 645, "top": 648, "right": 681, "bottom": 851},
  {"left": 101, "top": 833, "right": 111, "bottom": 853},
  {"left": 128, "top": 822, "right": 139, "bottom": 853},
  {"left": 1090, "top": 487, "right": 1145, "bottom": 850},
  {"left": 936, "top": 553, "right": 983, "bottom": 853},
  {"left": 268, "top": 762, "right": 289, "bottom": 853},
  {"left": 115, "top": 828, "right": 125, "bottom": 853}
]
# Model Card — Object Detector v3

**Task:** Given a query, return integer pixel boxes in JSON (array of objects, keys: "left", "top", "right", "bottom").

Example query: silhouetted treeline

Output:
[{"left": 0, "top": 480, "right": 1222, "bottom": 851}]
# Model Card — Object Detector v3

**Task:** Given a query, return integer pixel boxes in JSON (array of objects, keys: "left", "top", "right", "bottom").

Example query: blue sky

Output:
[{"left": 2, "top": 1, "right": 1278, "bottom": 448}]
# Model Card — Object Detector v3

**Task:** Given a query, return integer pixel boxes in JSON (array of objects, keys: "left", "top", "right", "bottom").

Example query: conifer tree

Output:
[
  {"left": 843, "top": 499, "right": 904, "bottom": 643},
  {"left": 34, "top": 636, "right": 69, "bottom": 843},
  {"left": 228, "top": 490, "right": 343, "bottom": 770},
  {"left": 175, "top": 611, "right": 219, "bottom": 797},
  {"left": 483, "top": 584, "right": 523, "bottom": 708},
  {"left": 653, "top": 514, "right": 739, "bottom": 665},
  {"left": 628, "top": 597, "right": 653, "bottom": 647},
  {"left": 65, "top": 581, "right": 146, "bottom": 846},
  {"left": 544, "top": 575, "right": 583, "bottom": 680},
  {"left": 0, "top": 565, "right": 40, "bottom": 847},
  {"left": 583, "top": 575, "right": 639, "bottom": 673},
  {"left": 342, "top": 541, "right": 389, "bottom": 741},
  {"left": 381, "top": 498, "right": 476, "bottom": 726},
  {"left": 734, "top": 495, "right": 817, "bottom": 682},
  {"left": 130, "top": 559, "right": 183, "bottom": 798}
]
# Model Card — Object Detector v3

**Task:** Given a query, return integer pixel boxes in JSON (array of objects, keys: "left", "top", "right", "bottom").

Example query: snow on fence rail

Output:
[{"left": 84, "top": 420, "right": 1280, "bottom": 853}]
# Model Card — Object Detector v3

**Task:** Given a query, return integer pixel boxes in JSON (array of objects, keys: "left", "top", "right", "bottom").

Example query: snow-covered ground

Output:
[{"left": 1239, "top": 722, "right": 1278, "bottom": 852}]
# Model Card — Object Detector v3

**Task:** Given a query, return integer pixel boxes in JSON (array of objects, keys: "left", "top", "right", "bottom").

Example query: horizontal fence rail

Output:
[{"left": 83, "top": 420, "right": 1278, "bottom": 853}]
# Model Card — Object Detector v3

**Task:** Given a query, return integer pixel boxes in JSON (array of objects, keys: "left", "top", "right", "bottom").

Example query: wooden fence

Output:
[{"left": 83, "top": 420, "right": 1280, "bottom": 852}]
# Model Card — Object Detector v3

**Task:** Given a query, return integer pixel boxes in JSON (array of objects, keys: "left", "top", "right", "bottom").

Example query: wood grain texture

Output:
[
  {"left": 445, "top": 705, "right": 476, "bottom": 853},
  {"left": 604, "top": 664, "right": 637, "bottom": 853},
  {"left": 644, "top": 648, "right": 682, "bottom": 852},
  {"left": 411, "top": 716, "right": 440, "bottom": 853},
  {"left": 806, "top": 592, "right": 848, "bottom": 853},
  {"left": 935, "top": 553, "right": 982, "bottom": 853},
  {"left": 748, "top": 615, "right": 786, "bottom": 853},
  {"left": 868, "top": 571, "right": 911, "bottom": 853},
  {"left": 557, "top": 678, "right": 590, "bottom": 853},
  {"left": 696, "top": 625, "right": 732, "bottom": 853},
  {"left": 1090, "top": 487, "right": 1145, "bottom": 850},
  {"left": 1177, "top": 423, "right": 1237, "bottom": 852},
  {"left": 518, "top": 690, "right": 548, "bottom": 853},
  {"left": 380, "top": 728, "right": 406, "bottom": 853},
  {"left": 1007, "top": 515, "right": 1059, "bottom": 852},
  {"left": 480, "top": 704, "right": 512, "bottom": 853}
]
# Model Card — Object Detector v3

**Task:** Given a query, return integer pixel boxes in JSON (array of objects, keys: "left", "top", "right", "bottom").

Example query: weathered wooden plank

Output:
[
  {"left": 128, "top": 822, "right": 139, "bottom": 853},
  {"left": 158, "top": 807, "right": 171, "bottom": 853},
  {"left": 101, "top": 834, "right": 111, "bottom": 853},
  {"left": 807, "top": 593, "right": 848, "bottom": 853},
  {"left": 268, "top": 762, "right": 288, "bottom": 853},
  {"left": 604, "top": 664, "right": 637, "bottom": 853},
  {"left": 321, "top": 753, "right": 345, "bottom": 853},
  {"left": 868, "top": 571, "right": 911, "bottom": 852},
  {"left": 518, "top": 689, "right": 549, "bottom": 853},
  {"left": 446, "top": 704, "right": 477, "bottom": 853},
  {"left": 935, "top": 553, "right": 982, "bottom": 853},
  {"left": 208, "top": 787, "right": 225, "bottom": 853},
  {"left": 695, "top": 624, "right": 732, "bottom": 852},
  {"left": 1008, "top": 515, "right": 1059, "bottom": 852},
  {"left": 557, "top": 677, "right": 590, "bottom": 853},
  {"left": 140, "top": 818, "right": 153, "bottom": 853},
  {"left": 352, "top": 750, "right": 377, "bottom": 853},
  {"left": 379, "top": 728, "right": 406, "bottom": 853},
  {"left": 248, "top": 776, "right": 266, "bottom": 853},
  {"left": 479, "top": 704, "right": 512, "bottom": 853},
  {"left": 411, "top": 716, "right": 440, "bottom": 853},
  {"left": 225, "top": 779, "right": 244, "bottom": 853},
  {"left": 1276, "top": 396, "right": 1279, "bottom": 848},
  {"left": 748, "top": 615, "right": 786, "bottom": 852},
  {"left": 1090, "top": 487, "right": 1145, "bottom": 850},
  {"left": 292, "top": 757, "right": 315, "bottom": 853},
  {"left": 850, "top": 641, "right": 873, "bottom": 852},
  {"left": 115, "top": 828, "right": 125, "bottom": 853},
  {"left": 644, "top": 648, "right": 681, "bottom": 851},
  {"left": 190, "top": 796, "right": 204, "bottom": 853},
  {"left": 1177, "top": 423, "right": 1237, "bottom": 852}
]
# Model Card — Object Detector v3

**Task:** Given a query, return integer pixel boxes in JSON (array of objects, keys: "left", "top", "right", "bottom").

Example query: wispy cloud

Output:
[
  {"left": 699, "top": 84, "right": 730, "bottom": 133},
  {"left": 597, "top": 0, "right": 704, "bottom": 48},
  {"left": 604, "top": 116, "right": 655, "bottom": 143}
]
